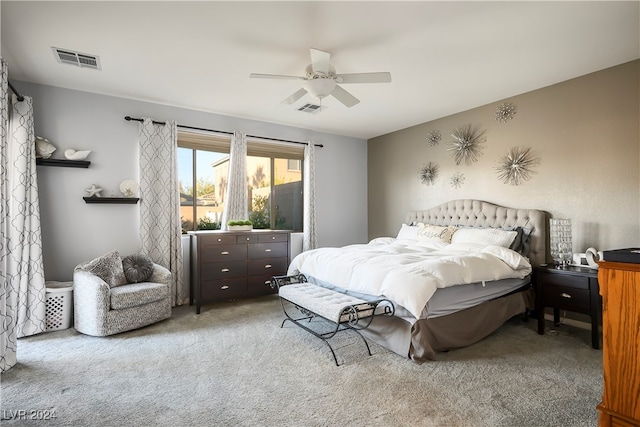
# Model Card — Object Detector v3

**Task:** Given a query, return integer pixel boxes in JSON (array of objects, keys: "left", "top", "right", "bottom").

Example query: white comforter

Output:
[{"left": 287, "top": 238, "right": 532, "bottom": 320}]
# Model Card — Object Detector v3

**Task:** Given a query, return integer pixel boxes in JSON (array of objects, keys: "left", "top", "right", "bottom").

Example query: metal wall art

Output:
[
  {"left": 450, "top": 172, "right": 465, "bottom": 189},
  {"left": 495, "top": 102, "right": 517, "bottom": 123},
  {"left": 419, "top": 162, "right": 439, "bottom": 186},
  {"left": 448, "top": 124, "right": 486, "bottom": 165},
  {"left": 426, "top": 130, "right": 441, "bottom": 146},
  {"left": 495, "top": 146, "right": 539, "bottom": 185}
]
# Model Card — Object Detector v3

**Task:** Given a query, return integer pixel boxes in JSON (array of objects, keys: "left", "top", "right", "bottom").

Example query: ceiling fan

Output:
[{"left": 249, "top": 48, "right": 391, "bottom": 108}]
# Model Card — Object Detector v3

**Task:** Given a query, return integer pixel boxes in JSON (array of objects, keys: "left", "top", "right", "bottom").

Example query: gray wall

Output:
[
  {"left": 16, "top": 82, "right": 368, "bottom": 281},
  {"left": 368, "top": 60, "right": 640, "bottom": 257}
]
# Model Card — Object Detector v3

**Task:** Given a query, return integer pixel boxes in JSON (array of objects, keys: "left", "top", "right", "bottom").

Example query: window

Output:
[{"left": 178, "top": 131, "right": 303, "bottom": 233}]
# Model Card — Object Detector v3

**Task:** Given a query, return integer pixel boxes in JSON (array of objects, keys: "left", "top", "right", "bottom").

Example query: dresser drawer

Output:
[
  {"left": 544, "top": 284, "right": 590, "bottom": 311},
  {"left": 236, "top": 234, "right": 257, "bottom": 244},
  {"left": 248, "top": 242, "right": 288, "bottom": 259},
  {"left": 200, "top": 278, "right": 247, "bottom": 301},
  {"left": 200, "top": 234, "right": 237, "bottom": 245},
  {"left": 248, "top": 274, "right": 278, "bottom": 296},
  {"left": 201, "top": 260, "right": 247, "bottom": 279},
  {"left": 258, "top": 233, "right": 288, "bottom": 243},
  {"left": 247, "top": 257, "right": 288, "bottom": 276},
  {"left": 201, "top": 243, "right": 247, "bottom": 261},
  {"left": 539, "top": 272, "right": 589, "bottom": 290}
]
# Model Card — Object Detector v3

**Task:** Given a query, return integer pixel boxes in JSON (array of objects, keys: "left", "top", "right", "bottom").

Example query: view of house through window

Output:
[{"left": 178, "top": 132, "right": 303, "bottom": 233}]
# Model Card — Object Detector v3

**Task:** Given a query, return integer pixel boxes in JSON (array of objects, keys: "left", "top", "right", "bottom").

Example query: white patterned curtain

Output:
[
  {"left": 1, "top": 58, "right": 47, "bottom": 373},
  {"left": 220, "top": 131, "right": 247, "bottom": 230},
  {"left": 138, "top": 118, "right": 184, "bottom": 306},
  {"left": 303, "top": 142, "right": 317, "bottom": 251}
]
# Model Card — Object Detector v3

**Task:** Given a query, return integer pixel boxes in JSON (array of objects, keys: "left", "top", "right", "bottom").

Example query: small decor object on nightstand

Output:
[
  {"left": 550, "top": 218, "right": 572, "bottom": 266},
  {"left": 64, "top": 149, "right": 91, "bottom": 160},
  {"left": 84, "top": 184, "right": 103, "bottom": 198},
  {"left": 119, "top": 179, "right": 139, "bottom": 197},
  {"left": 227, "top": 220, "right": 253, "bottom": 231}
]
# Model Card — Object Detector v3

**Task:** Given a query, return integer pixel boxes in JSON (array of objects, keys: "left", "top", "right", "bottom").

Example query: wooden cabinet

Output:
[
  {"left": 535, "top": 265, "right": 601, "bottom": 349},
  {"left": 189, "top": 230, "right": 290, "bottom": 313},
  {"left": 597, "top": 261, "right": 640, "bottom": 427}
]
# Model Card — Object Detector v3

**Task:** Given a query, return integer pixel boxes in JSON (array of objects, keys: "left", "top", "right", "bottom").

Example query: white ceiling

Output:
[{"left": 2, "top": 1, "right": 639, "bottom": 140}]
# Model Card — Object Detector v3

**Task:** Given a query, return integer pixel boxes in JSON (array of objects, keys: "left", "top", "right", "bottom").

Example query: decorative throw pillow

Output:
[
  {"left": 451, "top": 227, "right": 518, "bottom": 248},
  {"left": 396, "top": 223, "right": 419, "bottom": 240},
  {"left": 416, "top": 224, "right": 457, "bottom": 243},
  {"left": 122, "top": 254, "right": 154, "bottom": 283},
  {"left": 83, "top": 249, "right": 127, "bottom": 287}
]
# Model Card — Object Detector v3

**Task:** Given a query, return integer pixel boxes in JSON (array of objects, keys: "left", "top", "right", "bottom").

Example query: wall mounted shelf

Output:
[
  {"left": 83, "top": 197, "right": 139, "bottom": 204},
  {"left": 37, "top": 158, "right": 90, "bottom": 168}
]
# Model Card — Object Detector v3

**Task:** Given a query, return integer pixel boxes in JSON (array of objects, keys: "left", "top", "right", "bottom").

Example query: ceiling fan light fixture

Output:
[{"left": 302, "top": 78, "right": 337, "bottom": 99}]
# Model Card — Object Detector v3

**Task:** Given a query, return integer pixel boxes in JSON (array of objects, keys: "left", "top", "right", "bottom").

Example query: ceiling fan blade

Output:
[
  {"left": 250, "top": 73, "right": 305, "bottom": 80},
  {"left": 310, "top": 48, "right": 331, "bottom": 75},
  {"left": 330, "top": 85, "right": 360, "bottom": 108},
  {"left": 281, "top": 88, "right": 308, "bottom": 105},
  {"left": 336, "top": 72, "right": 392, "bottom": 84}
]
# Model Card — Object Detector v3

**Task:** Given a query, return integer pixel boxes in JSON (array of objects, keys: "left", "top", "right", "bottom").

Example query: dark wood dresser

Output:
[
  {"left": 189, "top": 230, "right": 290, "bottom": 313},
  {"left": 597, "top": 261, "right": 640, "bottom": 427}
]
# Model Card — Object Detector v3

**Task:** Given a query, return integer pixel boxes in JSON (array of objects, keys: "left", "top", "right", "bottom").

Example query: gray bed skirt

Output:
[{"left": 361, "top": 287, "right": 534, "bottom": 363}]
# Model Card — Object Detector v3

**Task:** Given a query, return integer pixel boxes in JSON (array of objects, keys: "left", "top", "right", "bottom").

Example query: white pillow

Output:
[
  {"left": 396, "top": 224, "right": 419, "bottom": 240},
  {"left": 416, "top": 223, "right": 457, "bottom": 244},
  {"left": 450, "top": 227, "right": 517, "bottom": 248}
]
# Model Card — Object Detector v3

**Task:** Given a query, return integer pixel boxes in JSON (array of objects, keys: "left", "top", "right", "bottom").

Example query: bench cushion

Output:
[{"left": 279, "top": 283, "right": 373, "bottom": 323}]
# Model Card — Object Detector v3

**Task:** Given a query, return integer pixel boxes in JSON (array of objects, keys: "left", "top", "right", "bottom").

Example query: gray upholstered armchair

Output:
[{"left": 73, "top": 250, "right": 172, "bottom": 336}]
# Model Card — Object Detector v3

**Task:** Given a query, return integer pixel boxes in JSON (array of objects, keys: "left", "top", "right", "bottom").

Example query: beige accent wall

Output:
[{"left": 368, "top": 60, "right": 639, "bottom": 255}]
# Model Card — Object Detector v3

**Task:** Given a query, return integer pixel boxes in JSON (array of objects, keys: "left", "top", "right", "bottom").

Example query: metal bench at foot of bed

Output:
[{"left": 271, "top": 274, "right": 395, "bottom": 366}]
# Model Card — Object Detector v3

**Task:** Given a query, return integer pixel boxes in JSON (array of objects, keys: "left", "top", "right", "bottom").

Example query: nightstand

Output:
[{"left": 535, "top": 265, "right": 601, "bottom": 349}]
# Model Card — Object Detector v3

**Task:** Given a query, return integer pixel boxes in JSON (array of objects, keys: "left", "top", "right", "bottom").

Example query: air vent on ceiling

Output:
[
  {"left": 52, "top": 47, "right": 101, "bottom": 70},
  {"left": 296, "top": 103, "right": 325, "bottom": 114}
]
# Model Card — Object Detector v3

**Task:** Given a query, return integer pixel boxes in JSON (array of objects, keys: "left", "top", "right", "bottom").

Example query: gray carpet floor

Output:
[{"left": 1, "top": 295, "right": 603, "bottom": 426}]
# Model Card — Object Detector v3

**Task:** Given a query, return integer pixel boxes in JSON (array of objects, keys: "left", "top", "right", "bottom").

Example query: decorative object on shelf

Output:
[
  {"left": 448, "top": 124, "right": 486, "bottom": 165},
  {"left": 450, "top": 172, "right": 465, "bottom": 189},
  {"left": 418, "top": 162, "right": 439, "bottom": 186},
  {"left": 494, "top": 102, "right": 517, "bottom": 123},
  {"left": 64, "top": 149, "right": 91, "bottom": 160},
  {"left": 495, "top": 146, "right": 539, "bottom": 185},
  {"left": 35, "top": 136, "right": 56, "bottom": 159},
  {"left": 84, "top": 184, "right": 103, "bottom": 198},
  {"left": 119, "top": 179, "right": 139, "bottom": 197},
  {"left": 227, "top": 220, "right": 253, "bottom": 231},
  {"left": 426, "top": 130, "right": 441, "bottom": 146},
  {"left": 550, "top": 218, "right": 573, "bottom": 267}
]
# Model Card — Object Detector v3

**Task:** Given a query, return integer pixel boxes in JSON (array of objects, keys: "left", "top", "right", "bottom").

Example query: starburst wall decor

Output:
[
  {"left": 495, "top": 146, "right": 539, "bottom": 185},
  {"left": 495, "top": 102, "right": 517, "bottom": 123},
  {"left": 448, "top": 124, "right": 486, "bottom": 165},
  {"left": 426, "top": 130, "right": 441, "bottom": 146},
  {"left": 450, "top": 172, "right": 465, "bottom": 189},
  {"left": 419, "top": 162, "right": 439, "bottom": 186}
]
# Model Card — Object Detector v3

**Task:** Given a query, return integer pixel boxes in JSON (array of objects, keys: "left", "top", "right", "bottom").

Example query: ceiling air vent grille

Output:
[
  {"left": 52, "top": 47, "right": 101, "bottom": 70},
  {"left": 297, "top": 103, "right": 325, "bottom": 114}
]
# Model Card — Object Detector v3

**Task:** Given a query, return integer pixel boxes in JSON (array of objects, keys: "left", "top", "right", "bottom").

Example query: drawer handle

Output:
[
  {"left": 272, "top": 236, "right": 276, "bottom": 240},
  {"left": 221, "top": 251, "right": 229, "bottom": 255},
  {"left": 265, "top": 264, "right": 272, "bottom": 269},
  {"left": 246, "top": 237, "right": 250, "bottom": 241},
  {"left": 221, "top": 268, "right": 230, "bottom": 272},
  {"left": 221, "top": 285, "right": 229, "bottom": 290},
  {"left": 560, "top": 292, "right": 572, "bottom": 299},
  {"left": 265, "top": 249, "right": 272, "bottom": 252},
  {"left": 217, "top": 238, "right": 222, "bottom": 242}
]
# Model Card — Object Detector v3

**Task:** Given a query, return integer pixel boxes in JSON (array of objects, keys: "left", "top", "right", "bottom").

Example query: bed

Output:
[{"left": 287, "top": 199, "right": 547, "bottom": 363}]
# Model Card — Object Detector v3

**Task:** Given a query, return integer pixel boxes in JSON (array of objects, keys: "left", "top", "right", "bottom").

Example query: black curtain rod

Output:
[
  {"left": 8, "top": 81, "right": 24, "bottom": 102},
  {"left": 124, "top": 116, "right": 323, "bottom": 148}
]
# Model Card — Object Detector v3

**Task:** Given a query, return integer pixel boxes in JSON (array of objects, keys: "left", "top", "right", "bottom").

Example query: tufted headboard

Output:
[{"left": 405, "top": 199, "right": 547, "bottom": 267}]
